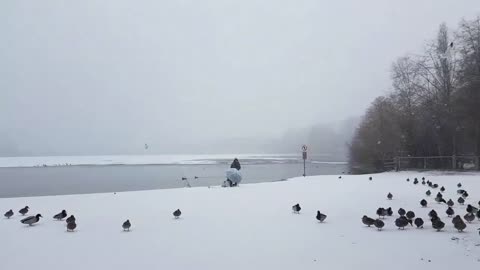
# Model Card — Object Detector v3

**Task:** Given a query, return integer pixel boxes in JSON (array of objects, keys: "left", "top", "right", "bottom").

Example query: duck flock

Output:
[
  {"left": 3, "top": 205, "right": 183, "bottom": 232},
  {"left": 359, "top": 177, "right": 480, "bottom": 234},
  {"left": 3, "top": 175, "right": 480, "bottom": 239},
  {"left": 289, "top": 176, "right": 480, "bottom": 239}
]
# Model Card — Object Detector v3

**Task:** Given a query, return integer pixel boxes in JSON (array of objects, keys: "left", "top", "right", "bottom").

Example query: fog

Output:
[{"left": 1, "top": 0, "right": 478, "bottom": 156}]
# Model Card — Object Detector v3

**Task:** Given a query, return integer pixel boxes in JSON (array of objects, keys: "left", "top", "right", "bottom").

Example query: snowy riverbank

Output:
[{"left": 1, "top": 171, "right": 479, "bottom": 269}]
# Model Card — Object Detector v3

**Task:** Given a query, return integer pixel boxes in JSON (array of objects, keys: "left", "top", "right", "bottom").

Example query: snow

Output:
[
  {"left": 1, "top": 171, "right": 480, "bottom": 269},
  {"left": 0, "top": 154, "right": 299, "bottom": 168}
]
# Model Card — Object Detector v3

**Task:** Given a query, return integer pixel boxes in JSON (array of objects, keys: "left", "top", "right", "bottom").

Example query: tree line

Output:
[{"left": 349, "top": 16, "right": 480, "bottom": 173}]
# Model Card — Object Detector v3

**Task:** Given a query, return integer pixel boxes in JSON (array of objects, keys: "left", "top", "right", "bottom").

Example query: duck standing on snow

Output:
[
  {"left": 66, "top": 215, "right": 76, "bottom": 224},
  {"left": 447, "top": 199, "right": 454, "bottom": 207},
  {"left": 376, "top": 207, "right": 387, "bottom": 219},
  {"left": 53, "top": 210, "right": 67, "bottom": 220},
  {"left": 173, "top": 209, "right": 182, "bottom": 219},
  {"left": 316, "top": 211, "right": 327, "bottom": 222},
  {"left": 122, "top": 220, "right": 131, "bottom": 231},
  {"left": 458, "top": 197, "right": 465, "bottom": 205},
  {"left": 446, "top": 207, "right": 454, "bottom": 217},
  {"left": 462, "top": 191, "right": 469, "bottom": 198},
  {"left": 395, "top": 216, "right": 411, "bottom": 229},
  {"left": 466, "top": 204, "right": 478, "bottom": 214},
  {"left": 440, "top": 186, "right": 445, "bottom": 192},
  {"left": 452, "top": 215, "right": 461, "bottom": 224},
  {"left": 453, "top": 218, "right": 466, "bottom": 232},
  {"left": 435, "top": 196, "right": 446, "bottom": 204},
  {"left": 414, "top": 218, "right": 424, "bottom": 228},
  {"left": 19, "top": 206, "right": 29, "bottom": 216},
  {"left": 20, "top": 214, "right": 42, "bottom": 226},
  {"left": 420, "top": 199, "right": 428, "bottom": 207},
  {"left": 464, "top": 213, "right": 475, "bottom": 223},
  {"left": 362, "top": 215, "right": 375, "bottom": 227},
  {"left": 432, "top": 218, "right": 445, "bottom": 231},
  {"left": 4, "top": 209, "right": 13, "bottom": 219},
  {"left": 386, "top": 207, "right": 393, "bottom": 216},
  {"left": 433, "top": 184, "right": 439, "bottom": 189},
  {"left": 428, "top": 209, "right": 438, "bottom": 219},
  {"left": 457, "top": 183, "right": 462, "bottom": 188},
  {"left": 398, "top": 208, "right": 406, "bottom": 216},
  {"left": 292, "top": 204, "right": 301, "bottom": 214},
  {"left": 67, "top": 221, "right": 77, "bottom": 232},
  {"left": 413, "top": 179, "right": 419, "bottom": 185},
  {"left": 406, "top": 211, "right": 415, "bottom": 220},
  {"left": 374, "top": 219, "right": 385, "bottom": 231},
  {"left": 387, "top": 193, "right": 393, "bottom": 200},
  {"left": 426, "top": 190, "right": 431, "bottom": 196},
  {"left": 422, "top": 180, "right": 426, "bottom": 185}
]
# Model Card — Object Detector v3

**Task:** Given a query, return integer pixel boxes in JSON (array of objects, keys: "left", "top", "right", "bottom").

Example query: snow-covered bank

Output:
[
  {"left": 0, "top": 154, "right": 306, "bottom": 168},
  {"left": 1, "top": 172, "right": 479, "bottom": 270}
]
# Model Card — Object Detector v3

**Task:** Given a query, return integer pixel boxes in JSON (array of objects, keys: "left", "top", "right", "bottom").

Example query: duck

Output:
[
  {"left": 373, "top": 219, "right": 385, "bottom": 231},
  {"left": 122, "top": 220, "right": 131, "bottom": 231},
  {"left": 386, "top": 207, "right": 393, "bottom": 216},
  {"left": 426, "top": 190, "right": 431, "bottom": 196},
  {"left": 453, "top": 218, "right": 466, "bottom": 232},
  {"left": 4, "top": 209, "right": 13, "bottom": 219},
  {"left": 67, "top": 222, "right": 77, "bottom": 232},
  {"left": 406, "top": 178, "right": 410, "bottom": 182},
  {"left": 173, "top": 209, "right": 182, "bottom": 218},
  {"left": 457, "top": 189, "right": 466, "bottom": 195},
  {"left": 406, "top": 211, "right": 415, "bottom": 220},
  {"left": 440, "top": 186, "right": 445, "bottom": 192},
  {"left": 369, "top": 177, "right": 372, "bottom": 181},
  {"left": 420, "top": 199, "right": 428, "bottom": 207},
  {"left": 414, "top": 218, "right": 424, "bottom": 228},
  {"left": 433, "top": 184, "right": 439, "bottom": 189},
  {"left": 428, "top": 209, "right": 438, "bottom": 219},
  {"left": 413, "top": 179, "right": 419, "bottom": 185},
  {"left": 53, "top": 210, "right": 67, "bottom": 220},
  {"left": 447, "top": 199, "right": 454, "bottom": 207},
  {"left": 19, "top": 206, "right": 29, "bottom": 216},
  {"left": 466, "top": 204, "right": 478, "bottom": 214},
  {"left": 316, "top": 211, "right": 327, "bottom": 222},
  {"left": 452, "top": 215, "right": 462, "bottom": 224},
  {"left": 362, "top": 215, "right": 375, "bottom": 227},
  {"left": 435, "top": 197, "right": 446, "bottom": 204},
  {"left": 422, "top": 180, "right": 426, "bottom": 185},
  {"left": 432, "top": 219, "right": 445, "bottom": 231},
  {"left": 387, "top": 193, "right": 393, "bottom": 200},
  {"left": 376, "top": 207, "right": 387, "bottom": 219},
  {"left": 458, "top": 197, "right": 465, "bottom": 205},
  {"left": 398, "top": 208, "right": 406, "bottom": 216},
  {"left": 20, "top": 214, "right": 42, "bottom": 226},
  {"left": 464, "top": 213, "right": 475, "bottom": 223},
  {"left": 457, "top": 183, "right": 462, "bottom": 188},
  {"left": 446, "top": 207, "right": 454, "bottom": 217},
  {"left": 462, "top": 191, "right": 469, "bottom": 198},
  {"left": 395, "top": 216, "right": 411, "bottom": 229},
  {"left": 66, "top": 215, "right": 76, "bottom": 224}
]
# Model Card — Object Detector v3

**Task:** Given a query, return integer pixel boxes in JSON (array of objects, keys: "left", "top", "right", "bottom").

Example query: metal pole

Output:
[{"left": 303, "top": 159, "right": 306, "bottom": 177}]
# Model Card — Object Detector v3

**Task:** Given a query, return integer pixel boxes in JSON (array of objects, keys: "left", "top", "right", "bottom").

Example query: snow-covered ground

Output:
[
  {"left": 0, "top": 154, "right": 303, "bottom": 168},
  {"left": 1, "top": 171, "right": 479, "bottom": 269}
]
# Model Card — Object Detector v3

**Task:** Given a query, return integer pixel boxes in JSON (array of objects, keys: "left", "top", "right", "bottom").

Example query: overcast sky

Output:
[{"left": 1, "top": 0, "right": 479, "bottom": 155}]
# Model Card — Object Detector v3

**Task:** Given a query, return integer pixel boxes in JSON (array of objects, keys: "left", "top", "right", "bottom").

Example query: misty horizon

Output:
[{"left": 1, "top": 1, "right": 479, "bottom": 157}]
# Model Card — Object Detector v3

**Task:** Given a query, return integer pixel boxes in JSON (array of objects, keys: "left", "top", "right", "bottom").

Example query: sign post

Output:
[{"left": 302, "top": 145, "right": 308, "bottom": 177}]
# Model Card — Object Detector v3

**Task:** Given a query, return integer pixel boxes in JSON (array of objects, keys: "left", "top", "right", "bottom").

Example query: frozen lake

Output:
[{"left": 0, "top": 155, "right": 347, "bottom": 198}]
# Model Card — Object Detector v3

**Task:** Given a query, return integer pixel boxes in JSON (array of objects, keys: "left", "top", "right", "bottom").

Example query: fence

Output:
[{"left": 392, "top": 156, "right": 480, "bottom": 171}]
